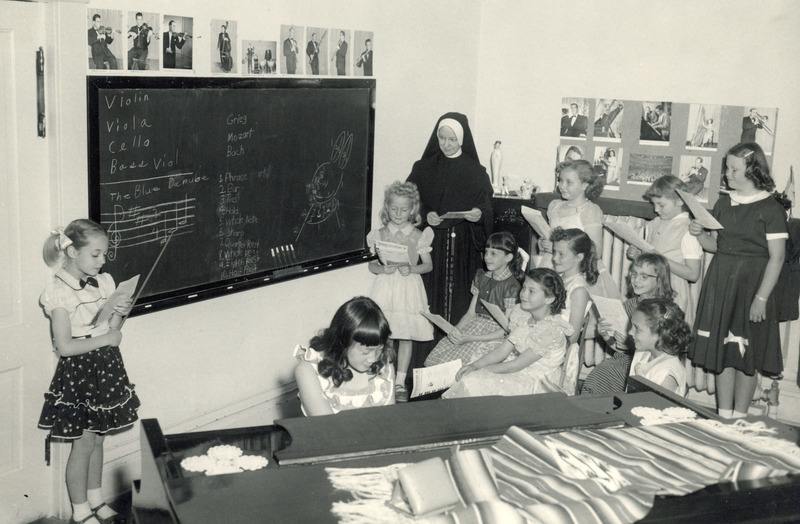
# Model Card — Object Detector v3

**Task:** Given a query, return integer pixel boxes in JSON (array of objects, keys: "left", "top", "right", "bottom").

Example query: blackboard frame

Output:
[{"left": 87, "top": 76, "right": 376, "bottom": 316}]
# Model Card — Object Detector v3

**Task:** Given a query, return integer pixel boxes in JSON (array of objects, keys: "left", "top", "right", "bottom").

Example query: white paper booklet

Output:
[
  {"left": 93, "top": 274, "right": 140, "bottom": 326},
  {"left": 375, "top": 240, "right": 411, "bottom": 265},
  {"left": 480, "top": 299, "right": 510, "bottom": 332},
  {"left": 521, "top": 206, "right": 552, "bottom": 239},
  {"left": 411, "top": 359, "right": 462, "bottom": 398},
  {"left": 602, "top": 221, "right": 655, "bottom": 253},
  {"left": 591, "top": 294, "right": 628, "bottom": 335},
  {"left": 420, "top": 311, "right": 457, "bottom": 336},
  {"left": 676, "top": 189, "right": 724, "bottom": 230}
]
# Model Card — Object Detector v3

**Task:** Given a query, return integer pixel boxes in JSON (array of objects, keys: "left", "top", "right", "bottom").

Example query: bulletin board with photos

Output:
[{"left": 557, "top": 97, "right": 778, "bottom": 208}]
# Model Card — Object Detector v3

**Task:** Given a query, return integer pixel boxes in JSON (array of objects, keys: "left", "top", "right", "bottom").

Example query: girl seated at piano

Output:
[
  {"left": 294, "top": 296, "right": 395, "bottom": 416},
  {"left": 443, "top": 268, "right": 573, "bottom": 398}
]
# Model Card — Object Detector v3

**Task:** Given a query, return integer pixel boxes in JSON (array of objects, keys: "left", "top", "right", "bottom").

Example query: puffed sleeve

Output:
[
  {"left": 39, "top": 280, "right": 79, "bottom": 316},
  {"left": 416, "top": 227, "right": 434, "bottom": 254},
  {"left": 97, "top": 273, "right": 116, "bottom": 298},
  {"left": 506, "top": 304, "right": 531, "bottom": 331},
  {"left": 763, "top": 199, "right": 789, "bottom": 240},
  {"left": 506, "top": 323, "right": 530, "bottom": 351},
  {"left": 293, "top": 344, "right": 323, "bottom": 364},
  {"left": 366, "top": 229, "right": 380, "bottom": 254},
  {"left": 470, "top": 269, "right": 486, "bottom": 295},
  {"left": 546, "top": 199, "right": 560, "bottom": 224}
]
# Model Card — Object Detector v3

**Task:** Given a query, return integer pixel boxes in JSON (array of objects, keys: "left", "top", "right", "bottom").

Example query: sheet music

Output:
[
  {"left": 602, "top": 221, "right": 655, "bottom": 253},
  {"left": 93, "top": 274, "right": 140, "bottom": 326},
  {"left": 480, "top": 299, "right": 509, "bottom": 332},
  {"left": 374, "top": 240, "right": 411, "bottom": 265},
  {"left": 591, "top": 294, "right": 629, "bottom": 335},
  {"left": 676, "top": 189, "right": 723, "bottom": 230},
  {"left": 411, "top": 359, "right": 462, "bottom": 398},
  {"left": 421, "top": 311, "right": 456, "bottom": 336},
  {"left": 439, "top": 211, "right": 471, "bottom": 220},
  {"left": 521, "top": 206, "right": 552, "bottom": 239}
]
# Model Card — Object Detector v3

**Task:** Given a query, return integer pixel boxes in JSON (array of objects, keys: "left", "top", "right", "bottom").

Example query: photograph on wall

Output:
[
  {"left": 126, "top": 11, "right": 158, "bottom": 71},
  {"left": 593, "top": 146, "right": 623, "bottom": 190},
  {"left": 353, "top": 30, "right": 374, "bottom": 77},
  {"left": 553, "top": 144, "right": 586, "bottom": 190},
  {"left": 330, "top": 29, "right": 351, "bottom": 76},
  {"left": 640, "top": 101, "right": 672, "bottom": 144},
  {"left": 741, "top": 107, "right": 777, "bottom": 154},
  {"left": 280, "top": 25, "right": 303, "bottom": 74},
  {"left": 685, "top": 104, "right": 721, "bottom": 150},
  {"left": 560, "top": 97, "right": 590, "bottom": 138},
  {"left": 679, "top": 155, "right": 713, "bottom": 202},
  {"left": 87, "top": 8, "right": 123, "bottom": 70},
  {"left": 628, "top": 153, "right": 673, "bottom": 185},
  {"left": 162, "top": 15, "right": 193, "bottom": 70},
  {"left": 212, "top": 19, "right": 237, "bottom": 73},
  {"left": 305, "top": 27, "right": 328, "bottom": 75},
  {"left": 243, "top": 40, "right": 276, "bottom": 74},
  {"left": 593, "top": 99, "right": 624, "bottom": 141}
]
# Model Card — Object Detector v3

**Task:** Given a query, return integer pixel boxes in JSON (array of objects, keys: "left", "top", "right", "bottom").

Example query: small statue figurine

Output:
[
  {"left": 520, "top": 178, "right": 536, "bottom": 199},
  {"left": 500, "top": 175, "right": 510, "bottom": 196},
  {"left": 490, "top": 140, "right": 503, "bottom": 189}
]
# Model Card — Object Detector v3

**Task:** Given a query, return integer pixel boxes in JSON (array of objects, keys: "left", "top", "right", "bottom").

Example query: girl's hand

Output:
[
  {"left": 626, "top": 246, "right": 642, "bottom": 259},
  {"left": 597, "top": 319, "right": 614, "bottom": 340},
  {"left": 427, "top": 211, "right": 443, "bottom": 226},
  {"left": 538, "top": 238, "right": 553, "bottom": 254},
  {"left": 750, "top": 297, "right": 767, "bottom": 322},
  {"left": 398, "top": 265, "right": 411, "bottom": 276},
  {"left": 688, "top": 220, "right": 705, "bottom": 236},
  {"left": 106, "top": 329, "right": 123, "bottom": 347},
  {"left": 384, "top": 265, "right": 397, "bottom": 274},
  {"left": 114, "top": 297, "right": 133, "bottom": 316},
  {"left": 448, "top": 327, "right": 466, "bottom": 345},
  {"left": 455, "top": 364, "right": 475, "bottom": 381},
  {"left": 464, "top": 208, "right": 482, "bottom": 223},
  {"left": 612, "top": 331, "right": 627, "bottom": 350}
]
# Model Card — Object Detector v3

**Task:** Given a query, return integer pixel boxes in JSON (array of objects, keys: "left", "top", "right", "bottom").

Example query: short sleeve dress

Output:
[
  {"left": 424, "top": 268, "right": 521, "bottom": 367},
  {"left": 689, "top": 192, "right": 788, "bottom": 376},
  {"left": 367, "top": 224, "right": 434, "bottom": 341},
  {"left": 442, "top": 315, "right": 573, "bottom": 398},
  {"left": 631, "top": 351, "right": 687, "bottom": 396},
  {"left": 294, "top": 345, "right": 395, "bottom": 415},
  {"left": 38, "top": 269, "right": 140, "bottom": 439}
]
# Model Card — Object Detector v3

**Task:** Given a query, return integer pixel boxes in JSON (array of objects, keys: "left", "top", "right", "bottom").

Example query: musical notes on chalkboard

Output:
[{"left": 102, "top": 196, "right": 196, "bottom": 260}]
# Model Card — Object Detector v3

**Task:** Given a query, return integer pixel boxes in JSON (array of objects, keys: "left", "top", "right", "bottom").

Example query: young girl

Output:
[
  {"left": 584, "top": 253, "right": 675, "bottom": 395},
  {"left": 38, "top": 220, "right": 139, "bottom": 524},
  {"left": 550, "top": 228, "right": 595, "bottom": 344},
  {"left": 630, "top": 175, "right": 702, "bottom": 325},
  {"left": 367, "top": 181, "right": 433, "bottom": 402},
  {"left": 424, "top": 231, "right": 523, "bottom": 367},
  {"left": 628, "top": 298, "right": 691, "bottom": 396},
  {"left": 689, "top": 142, "right": 788, "bottom": 418},
  {"left": 443, "top": 268, "right": 573, "bottom": 398},
  {"left": 294, "top": 296, "right": 395, "bottom": 416},
  {"left": 540, "top": 159, "right": 620, "bottom": 298}
]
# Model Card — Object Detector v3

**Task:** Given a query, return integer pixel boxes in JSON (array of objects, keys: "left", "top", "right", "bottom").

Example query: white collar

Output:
[
  {"left": 666, "top": 211, "right": 690, "bottom": 221},
  {"left": 387, "top": 222, "right": 414, "bottom": 234},
  {"left": 55, "top": 268, "right": 83, "bottom": 291},
  {"left": 444, "top": 149, "right": 462, "bottom": 159},
  {"left": 730, "top": 190, "right": 771, "bottom": 205}
]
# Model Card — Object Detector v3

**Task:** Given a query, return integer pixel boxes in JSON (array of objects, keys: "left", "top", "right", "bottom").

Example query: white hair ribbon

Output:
[
  {"left": 51, "top": 227, "right": 73, "bottom": 251},
  {"left": 517, "top": 247, "right": 530, "bottom": 270}
]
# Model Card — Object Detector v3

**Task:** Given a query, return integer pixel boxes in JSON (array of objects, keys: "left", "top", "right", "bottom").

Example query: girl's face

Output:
[
  {"left": 484, "top": 246, "right": 513, "bottom": 273},
  {"left": 67, "top": 234, "right": 108, "bottom": 278},
  {"left": 629, "top": 262, "right": 659, "bottom": 297},
  {"left": 346, "top": 341, "right": 383, "bottom": 373},
  {"left": 387, "top": 195, "right": 413, "bottom": 227},
  {"left": 519, "top": 277, "right": 552, "bottom": 313},
  {"left": 650, "top": 195, "right": 682, "bottom": 220},
  {"left": 557, "top": 169, "right": 587, "bottom": 201},
  {"left": 552, "top": 240, "right": 582, "bottom": 276},
  {"left": 629, "top": 311, "right": 659, "bottom": 352},
  {"left": 725, "top": 154, "right": 755, "bottom": 192},
  {"left": 437, "top": 126, "right": 460, "bottom": 157}
]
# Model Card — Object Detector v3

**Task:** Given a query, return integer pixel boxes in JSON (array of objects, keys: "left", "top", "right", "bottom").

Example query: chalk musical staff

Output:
[{"left": 101, "top": 196, "right": 196, "bottom": 260}]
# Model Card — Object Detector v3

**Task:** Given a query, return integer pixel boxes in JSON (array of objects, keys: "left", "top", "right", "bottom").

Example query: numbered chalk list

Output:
[{"left": 88, "top": 77, "right": 375, "bottom": 314}]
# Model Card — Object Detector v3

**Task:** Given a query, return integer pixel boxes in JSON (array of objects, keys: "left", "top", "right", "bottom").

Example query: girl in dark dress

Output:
[
  {"left": 407, "top": 113, "right": 494, "bottom": 365},
  {"left": 688, "top": 143, "right": 788, "bottom": 418}
]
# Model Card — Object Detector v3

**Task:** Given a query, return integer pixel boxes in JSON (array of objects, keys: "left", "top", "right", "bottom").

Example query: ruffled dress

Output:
[
  {"left": 38, "top": 270, "right": 139, "bottom": 439},
  {"left": 424, "top": 269, "right": 521, "bottom": 367},
  {"left": 443, "top": 314, "right": 573, "bottom": 398},
  {"left": 293, "top": 345, "right": 395, "bottom": 415},
  {"left": 367, "top": 224, "right": 434, "bottom": 341}
]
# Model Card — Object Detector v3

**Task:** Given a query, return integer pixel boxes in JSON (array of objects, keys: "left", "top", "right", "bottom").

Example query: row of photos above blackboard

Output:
[{"left": 86, "top": 8, "right": 374, "bottom": 76}]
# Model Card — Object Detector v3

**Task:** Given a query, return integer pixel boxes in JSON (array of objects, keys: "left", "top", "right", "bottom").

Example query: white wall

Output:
[
  {"left": 474, "top": 0, "right": 800, "bottom": 195},
  {"left": 44, "top": 0, "right": 482, "bottom": 499}
]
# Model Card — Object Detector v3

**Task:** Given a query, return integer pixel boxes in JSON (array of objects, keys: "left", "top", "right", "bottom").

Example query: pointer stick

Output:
[{"left": 119, "top": 228, "right": 177, "bottom": 328}]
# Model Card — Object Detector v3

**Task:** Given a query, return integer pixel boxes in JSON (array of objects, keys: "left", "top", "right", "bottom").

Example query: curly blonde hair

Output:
[{"left": 379, "top": 181, "right": 422, "bottom": 226}]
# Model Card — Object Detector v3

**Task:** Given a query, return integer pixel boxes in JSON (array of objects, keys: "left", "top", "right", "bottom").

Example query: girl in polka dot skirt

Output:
[{"left": 38, "top": 219, "right": 139, "bottom": 524}]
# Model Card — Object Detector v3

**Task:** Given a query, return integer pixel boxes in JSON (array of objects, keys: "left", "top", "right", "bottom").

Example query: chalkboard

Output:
[{"left": 88, "top": 77, "right": 375, "bottom": 315}]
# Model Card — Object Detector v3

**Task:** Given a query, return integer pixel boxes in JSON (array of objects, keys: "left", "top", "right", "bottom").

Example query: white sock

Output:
[
  {"left": 396, "top": 371, "right": 407, "bottom": 385},
  {"left": 718, "top": 408, "right": 734, "bottom": 418},
  {"left": 732, "top": 410, "right": 748, "bottom": 419},
  {"left": 87, "top": 488, "right": 116, "bottom": 518},
  {"left": 72, "top": 502, "right": 101, "bottom": 523}
]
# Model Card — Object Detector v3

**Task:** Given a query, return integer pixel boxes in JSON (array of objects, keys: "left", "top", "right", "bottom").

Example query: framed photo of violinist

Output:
[
  {"left": 125, "top": 11, "right": 159, "bottom": 71},
  {"left": 87, "top": 8, "right": 123, "bottom": 71},
  {"left": 162, "top": 14, "right": 193, "bottom": 70}
]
